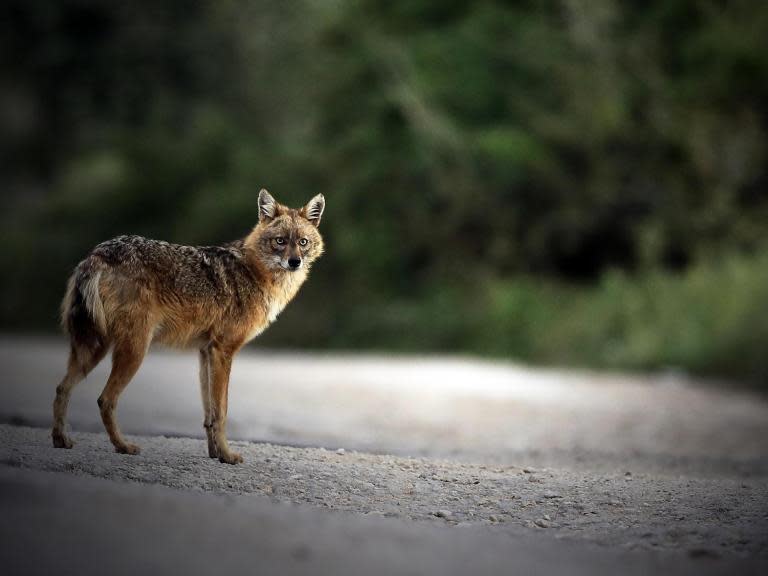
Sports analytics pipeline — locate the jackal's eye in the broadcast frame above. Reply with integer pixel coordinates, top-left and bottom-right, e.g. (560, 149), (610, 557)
(299, 238), (308, 247)
(274, 237), (286, 245)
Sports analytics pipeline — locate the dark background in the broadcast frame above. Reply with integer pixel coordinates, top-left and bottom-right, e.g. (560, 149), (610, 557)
(2, 0), (767, 384)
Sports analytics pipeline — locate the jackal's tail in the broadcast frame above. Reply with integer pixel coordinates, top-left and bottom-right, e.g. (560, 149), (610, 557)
(60, 258), (109, 363)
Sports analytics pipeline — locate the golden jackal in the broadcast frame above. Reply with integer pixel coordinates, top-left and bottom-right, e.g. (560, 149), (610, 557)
(52, 190), (325, 464)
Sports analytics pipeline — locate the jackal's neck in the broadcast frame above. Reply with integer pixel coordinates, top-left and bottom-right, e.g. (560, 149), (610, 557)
(272, 267), (308, 296)
(260, 266), (308, 326)
(240, 230), (270, 280)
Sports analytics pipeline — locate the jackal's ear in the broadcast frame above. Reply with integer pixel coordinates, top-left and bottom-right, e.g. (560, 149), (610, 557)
(302, 194), (325, 227)
(258, 189), (277, 222)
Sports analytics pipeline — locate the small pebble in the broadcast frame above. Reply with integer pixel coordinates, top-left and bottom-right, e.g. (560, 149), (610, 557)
(336, 448), (346, 455)
(434, 510), (452, 519)
(534, 518), (551, 528)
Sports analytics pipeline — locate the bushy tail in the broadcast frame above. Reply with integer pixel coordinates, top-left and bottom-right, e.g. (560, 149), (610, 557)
(61, 259), (108, 357)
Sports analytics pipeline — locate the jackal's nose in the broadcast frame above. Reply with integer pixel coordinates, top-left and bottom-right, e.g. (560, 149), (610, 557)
(288, 258), (302, 269)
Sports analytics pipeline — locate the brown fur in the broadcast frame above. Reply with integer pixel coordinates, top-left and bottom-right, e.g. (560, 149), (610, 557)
(52, 190), (325, 464)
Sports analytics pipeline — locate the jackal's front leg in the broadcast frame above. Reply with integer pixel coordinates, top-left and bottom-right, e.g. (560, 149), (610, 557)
(209, 344), (242, 464)
(199, 348), (218, 458)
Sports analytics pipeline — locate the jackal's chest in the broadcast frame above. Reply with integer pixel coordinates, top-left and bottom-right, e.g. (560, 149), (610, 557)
(244, 275), (305, 342)
(265, 297), (286, 323)
(244, 298), (288, 343)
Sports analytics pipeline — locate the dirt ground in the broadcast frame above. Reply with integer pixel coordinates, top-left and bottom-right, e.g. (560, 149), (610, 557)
(2, 424), (767, 560)
(1, 338), (767, 573)
(2, 466), (750, 576)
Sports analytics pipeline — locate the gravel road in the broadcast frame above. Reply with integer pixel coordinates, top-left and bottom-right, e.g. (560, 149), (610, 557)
(2, 465), (747, 576)
(2, 424), (766, 565)
(1, 338), (767, 573)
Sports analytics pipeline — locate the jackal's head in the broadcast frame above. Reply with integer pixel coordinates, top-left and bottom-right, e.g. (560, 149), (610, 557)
(246, 189), (325, 272)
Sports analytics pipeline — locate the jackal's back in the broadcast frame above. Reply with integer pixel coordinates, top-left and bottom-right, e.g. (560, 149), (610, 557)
(91, 235), (257, 304)
(62, 234), (275, 349)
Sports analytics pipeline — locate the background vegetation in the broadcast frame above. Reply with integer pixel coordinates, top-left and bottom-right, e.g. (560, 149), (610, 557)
(2, 0), (767, 384)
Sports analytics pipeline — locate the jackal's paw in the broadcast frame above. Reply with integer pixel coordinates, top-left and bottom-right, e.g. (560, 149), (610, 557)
(218, 451), (243, 465)
(52, 433), (74, 449)
(116, 443), (141, 455)
(207, 441), (219, 459)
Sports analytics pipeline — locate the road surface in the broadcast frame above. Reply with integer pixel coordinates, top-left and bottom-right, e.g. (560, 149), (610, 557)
(1, 337), (767, 574)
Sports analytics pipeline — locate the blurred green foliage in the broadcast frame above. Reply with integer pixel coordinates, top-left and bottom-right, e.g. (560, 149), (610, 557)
(1, 0), (767, 383)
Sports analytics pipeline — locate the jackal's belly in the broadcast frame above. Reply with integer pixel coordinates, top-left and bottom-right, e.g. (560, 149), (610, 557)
(150, 304), (272, 349)
(145, 299), (215, 348)
(151, 321), (208, 349)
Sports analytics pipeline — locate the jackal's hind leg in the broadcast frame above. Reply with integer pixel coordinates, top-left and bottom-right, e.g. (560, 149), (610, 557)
(199, 347), (218, 458)
(52, 344), (107, 448)
(98, 337), (147, 455)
